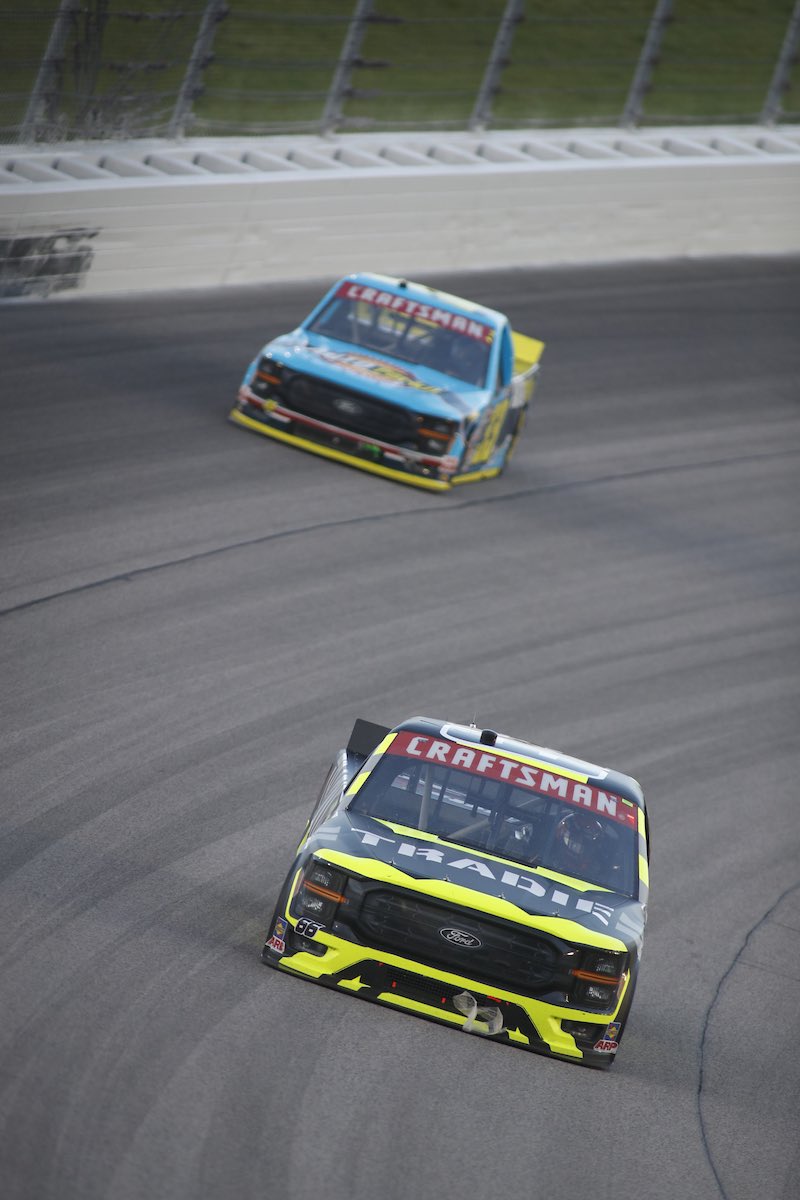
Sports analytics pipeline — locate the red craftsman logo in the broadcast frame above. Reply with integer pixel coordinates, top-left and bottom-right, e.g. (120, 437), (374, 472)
(338, 282), (493, 343)
(389, 731), (637, 828)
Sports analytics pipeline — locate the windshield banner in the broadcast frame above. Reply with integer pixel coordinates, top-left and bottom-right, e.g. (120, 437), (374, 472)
(387, 731), (637, 828)
(337, 282), (493, 344)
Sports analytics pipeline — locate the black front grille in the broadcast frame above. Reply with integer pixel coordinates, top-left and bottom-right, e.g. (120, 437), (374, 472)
(356, 890), (561, 995)
(283, 374), (417, 445)
(384, 968), (455, 1007)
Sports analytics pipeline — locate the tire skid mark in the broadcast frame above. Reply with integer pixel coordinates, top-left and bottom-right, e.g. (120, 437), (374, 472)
(2, 447), (797, 619)
(696, 879), (800, 1199)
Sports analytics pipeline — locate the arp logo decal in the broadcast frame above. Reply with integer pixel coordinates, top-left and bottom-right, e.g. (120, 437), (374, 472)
(266, 916), (287, 955)
(593, 1020), (622, 1053)
(439, 927), (482, 948)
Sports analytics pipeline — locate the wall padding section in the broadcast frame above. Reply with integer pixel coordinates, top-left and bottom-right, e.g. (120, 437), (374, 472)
(1, 157), (798, 297)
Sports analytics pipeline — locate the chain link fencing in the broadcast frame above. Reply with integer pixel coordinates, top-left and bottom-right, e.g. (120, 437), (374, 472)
(2, 0), (798, 146)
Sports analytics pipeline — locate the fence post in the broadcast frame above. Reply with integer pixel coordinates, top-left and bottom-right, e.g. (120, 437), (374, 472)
(321, 0), (374, 134)
(620, 0), (674, 128)
(20, 0), (82, 143)
(761, 0), (800, 125)
(469, 0), (524, 131)
(167, 0), (229, 139)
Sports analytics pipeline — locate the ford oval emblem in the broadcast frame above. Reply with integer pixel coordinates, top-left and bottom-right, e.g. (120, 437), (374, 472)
(439, 927), (482, 949)
(334, 396), (362, 416)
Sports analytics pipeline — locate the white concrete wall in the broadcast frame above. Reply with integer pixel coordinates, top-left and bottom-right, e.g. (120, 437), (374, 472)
(1, 128), (798, 298)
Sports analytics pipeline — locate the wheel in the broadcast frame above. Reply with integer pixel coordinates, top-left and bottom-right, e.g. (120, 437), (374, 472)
(499, 406), (527, 475)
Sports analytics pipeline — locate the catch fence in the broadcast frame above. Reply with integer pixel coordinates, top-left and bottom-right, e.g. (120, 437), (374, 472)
(2, 0), (798, 145)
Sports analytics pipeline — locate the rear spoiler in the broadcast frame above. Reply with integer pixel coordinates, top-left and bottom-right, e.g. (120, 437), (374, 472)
(347, 718), (391, 760)
(511, 331), (545, 379)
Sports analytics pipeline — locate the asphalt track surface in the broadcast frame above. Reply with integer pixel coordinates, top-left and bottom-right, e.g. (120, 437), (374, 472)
(1, 258), (799, 1200)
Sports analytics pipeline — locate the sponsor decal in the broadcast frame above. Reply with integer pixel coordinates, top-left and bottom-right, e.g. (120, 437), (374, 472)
(575, 899), (615, 926)
(593, 1039), (619, 1053)
(0, 226), (98, 298)
(350, 825), (642, 936)
(605, 1021), (622, 1041)
(439, 927), (482, 948)
(348, 822), (644, 945)
(295, 918), (323, 939)
(312, 347), (441, 393)
(390, 731), (636, 828)
(266, 917), (287, 955)
(467, 399), (510, 467)
(337, 282), (493, 344)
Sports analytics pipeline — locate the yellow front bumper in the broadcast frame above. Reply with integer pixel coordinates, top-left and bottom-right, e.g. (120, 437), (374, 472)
(229, 407), (454, 491)
(274, 929), (630, 1063)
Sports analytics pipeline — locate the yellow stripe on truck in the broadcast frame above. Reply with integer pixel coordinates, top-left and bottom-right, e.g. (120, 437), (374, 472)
(345, 733), (397, 797)
(345, 771), (371, 797)
(370, 819), (611, 894)
(372, 733), (398, 756)
(639, 854), (650, 888)
(229, 408), (450, 491)
(450, 466), (503, 485)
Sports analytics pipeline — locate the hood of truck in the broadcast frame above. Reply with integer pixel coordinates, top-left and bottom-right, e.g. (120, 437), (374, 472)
(264, 331), (488, 421)
(305, 812), (646, 952)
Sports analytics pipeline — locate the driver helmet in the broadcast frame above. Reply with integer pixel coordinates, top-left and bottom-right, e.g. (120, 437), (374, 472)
(554, 811), (604, 864)
(449, 337), (486, 385)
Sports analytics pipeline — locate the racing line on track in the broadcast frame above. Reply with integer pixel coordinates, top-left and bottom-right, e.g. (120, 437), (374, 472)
(2, 445), (797, 619)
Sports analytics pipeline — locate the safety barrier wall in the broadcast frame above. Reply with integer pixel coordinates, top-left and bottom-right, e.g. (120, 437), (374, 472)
(1, 128), (799, 298)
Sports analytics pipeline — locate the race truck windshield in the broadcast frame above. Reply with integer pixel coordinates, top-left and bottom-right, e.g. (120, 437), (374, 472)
(308, 283), (492, 387)
(348, 737), (639, 898)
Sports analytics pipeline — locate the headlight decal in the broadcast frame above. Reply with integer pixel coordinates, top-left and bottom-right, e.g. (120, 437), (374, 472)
(570, 948), (628, 1009)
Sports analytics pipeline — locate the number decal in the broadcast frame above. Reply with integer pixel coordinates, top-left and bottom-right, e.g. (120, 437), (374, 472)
(295, 917), (323, 939)
(469, 399), (510, 466)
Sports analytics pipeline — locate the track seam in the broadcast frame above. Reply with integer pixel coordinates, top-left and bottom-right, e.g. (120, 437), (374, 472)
(2, 446), (797, 618)
(696, 879), (800, 1199)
